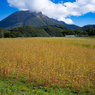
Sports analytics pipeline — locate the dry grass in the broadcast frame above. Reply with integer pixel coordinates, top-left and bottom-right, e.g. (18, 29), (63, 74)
(0, 37), (95, 93)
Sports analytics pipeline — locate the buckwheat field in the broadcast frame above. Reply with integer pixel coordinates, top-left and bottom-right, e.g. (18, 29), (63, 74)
(0, 37), (95, 93)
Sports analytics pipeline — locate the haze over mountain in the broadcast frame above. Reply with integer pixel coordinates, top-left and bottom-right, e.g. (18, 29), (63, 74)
(0, 11), (79, 30)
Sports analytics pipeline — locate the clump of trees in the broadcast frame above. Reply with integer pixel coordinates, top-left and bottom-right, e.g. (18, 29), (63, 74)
(4, 31), (22, 38)
(0, 28), (22, 38)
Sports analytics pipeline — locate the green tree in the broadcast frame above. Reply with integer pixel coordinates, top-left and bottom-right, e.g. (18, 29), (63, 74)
(86, 28), (95, 36)
(62, 30), (75, 36)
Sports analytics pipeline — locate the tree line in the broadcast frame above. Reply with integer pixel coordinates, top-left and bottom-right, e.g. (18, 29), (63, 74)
(62, 28), (95, 36)
(0, 26), (95, 38)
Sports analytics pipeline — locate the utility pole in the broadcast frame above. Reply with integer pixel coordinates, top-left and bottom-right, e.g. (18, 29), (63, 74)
(2, 30), (3, 38)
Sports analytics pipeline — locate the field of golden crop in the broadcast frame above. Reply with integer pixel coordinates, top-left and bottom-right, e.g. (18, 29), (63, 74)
(0, 37), (95, 93)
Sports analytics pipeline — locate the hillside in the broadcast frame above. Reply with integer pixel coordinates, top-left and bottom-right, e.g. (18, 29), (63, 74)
(0, 11), (79, 30)
(1, 24), (95, 38)
(9, 26), (50, 37)
(77, 25), (95, 31)
(42, 25), (67, 36)
(8, 25), (67, 37)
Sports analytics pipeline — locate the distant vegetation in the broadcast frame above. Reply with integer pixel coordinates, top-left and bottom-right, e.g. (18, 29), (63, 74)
(8, 26), (50, 37)
(42, 25), (67, 37)
(77, 25), (95, 31)
(0, 25), (95, 38)
(62, 28), (95, 36)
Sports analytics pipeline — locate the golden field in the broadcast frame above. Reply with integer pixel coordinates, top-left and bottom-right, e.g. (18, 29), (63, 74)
(0, 37), (95, 93)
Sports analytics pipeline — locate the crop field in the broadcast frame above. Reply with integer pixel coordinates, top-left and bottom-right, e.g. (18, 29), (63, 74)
(0, 37), (95, 94)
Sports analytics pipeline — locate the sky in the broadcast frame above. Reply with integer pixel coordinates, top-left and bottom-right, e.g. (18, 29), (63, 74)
(0, 0), (95, 27)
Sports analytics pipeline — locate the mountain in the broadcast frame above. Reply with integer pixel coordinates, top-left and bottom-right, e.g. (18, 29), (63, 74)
(0, 11), (79, 30)
(77, 25), (95, 31)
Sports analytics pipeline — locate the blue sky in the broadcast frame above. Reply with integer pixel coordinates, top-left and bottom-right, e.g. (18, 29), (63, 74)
(0, 0), (95, 27)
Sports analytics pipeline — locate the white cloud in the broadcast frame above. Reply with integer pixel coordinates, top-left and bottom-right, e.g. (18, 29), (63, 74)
(7, 0), (95, 24)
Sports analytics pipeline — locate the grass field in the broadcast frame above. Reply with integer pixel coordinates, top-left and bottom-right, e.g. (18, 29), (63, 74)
(0, 37), (95, 94)
(0, 77), (78, 95)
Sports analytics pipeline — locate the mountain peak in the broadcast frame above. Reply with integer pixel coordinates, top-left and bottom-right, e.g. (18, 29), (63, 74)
(0, 11), (79, 29)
